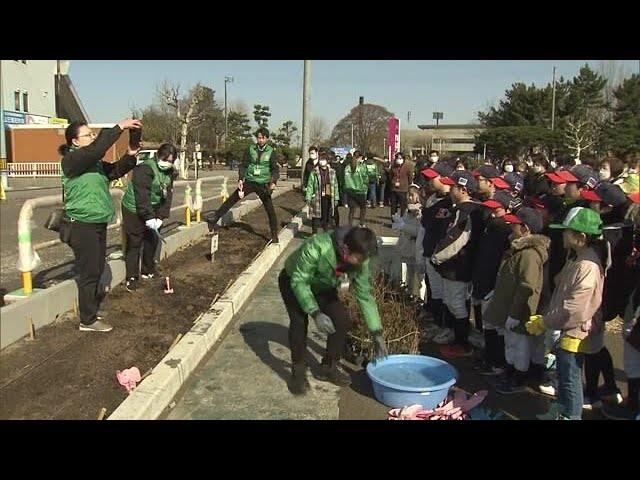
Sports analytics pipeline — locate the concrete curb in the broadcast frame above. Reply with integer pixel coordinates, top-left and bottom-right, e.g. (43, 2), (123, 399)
(108, 206), (309, 420)
(0, 186), (292, 349)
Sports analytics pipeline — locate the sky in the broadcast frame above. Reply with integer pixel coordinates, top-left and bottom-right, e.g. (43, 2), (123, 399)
(70, 60), (639, 134)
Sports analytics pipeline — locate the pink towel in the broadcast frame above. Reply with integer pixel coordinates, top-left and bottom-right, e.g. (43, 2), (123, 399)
(387, 389), (488, 420)
(116, 367), (141, 394)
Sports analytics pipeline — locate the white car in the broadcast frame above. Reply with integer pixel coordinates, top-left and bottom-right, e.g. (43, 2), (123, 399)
(136, 149), (157, 165)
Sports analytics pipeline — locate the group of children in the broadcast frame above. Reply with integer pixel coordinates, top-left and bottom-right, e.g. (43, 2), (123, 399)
(387, 154), (640, 420)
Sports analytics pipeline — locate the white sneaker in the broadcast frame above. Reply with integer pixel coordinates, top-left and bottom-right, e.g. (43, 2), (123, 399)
(537, 382), (556, 397)
(582, 396), (603, 410)
(433, 328), (454, 345)
(468, 330), (485, 349)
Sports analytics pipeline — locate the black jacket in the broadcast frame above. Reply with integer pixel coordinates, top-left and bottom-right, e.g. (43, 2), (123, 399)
(302, 159), (317, 189)
(132, 164), (177, 220)
(413, 159), (431, 189)
(421, 194), (453, 258)
(471, 216), (511, 300)
(432, 200), (485, 282)
(524, 172), (551, 198)
(602, 220), (638, 321)
(61, 125), (136, 181)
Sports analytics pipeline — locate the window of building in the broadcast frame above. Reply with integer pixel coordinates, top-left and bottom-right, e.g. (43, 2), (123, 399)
(15, 91), (21, 111)
(23, 92), (29, 112)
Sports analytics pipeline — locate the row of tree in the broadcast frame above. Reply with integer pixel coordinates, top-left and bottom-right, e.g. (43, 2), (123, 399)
(475, 62), (640, 160)
(133, 82), (339, 167)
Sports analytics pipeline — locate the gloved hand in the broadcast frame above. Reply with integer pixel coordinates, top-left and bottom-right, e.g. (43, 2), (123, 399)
(430, 255), (441, 266)
(372, 332), (388, 363)
(525, 315), (546, 336)
(145, 218), (162, 230)
(312, 310), (336, 335)
(505, 316), (520, 331)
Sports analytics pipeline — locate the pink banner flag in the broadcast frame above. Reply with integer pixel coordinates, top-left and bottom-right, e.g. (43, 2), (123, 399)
(388, 117), (400, 159)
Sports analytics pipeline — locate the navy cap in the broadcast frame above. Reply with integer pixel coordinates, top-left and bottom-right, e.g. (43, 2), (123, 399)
(503, 207), (544, 234)
(503, 172), (525, 193)
(440, 170), (478, 193)
(422, 161), (454, 179)
(581, 182), (628, 207)
(570, 165), (599, 189)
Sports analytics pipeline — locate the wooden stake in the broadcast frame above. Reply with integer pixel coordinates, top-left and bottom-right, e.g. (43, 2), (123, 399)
(28, 318), (35, 340)
(97, 407), (107, 420)
(168, 333), (183, 352)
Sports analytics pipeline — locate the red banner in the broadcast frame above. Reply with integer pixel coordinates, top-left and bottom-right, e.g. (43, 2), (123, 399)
(387, 117), (400, 159)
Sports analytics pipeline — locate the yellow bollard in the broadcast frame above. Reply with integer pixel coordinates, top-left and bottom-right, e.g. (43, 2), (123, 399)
(185, 207), (191, 227)
(196, 210), (201, 223)
(22, 271), (33, 295)
(0, 182), (5, 201)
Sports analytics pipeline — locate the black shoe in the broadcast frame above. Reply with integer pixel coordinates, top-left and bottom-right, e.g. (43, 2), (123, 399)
(315, 362), (352, 387)
(289, 363), (310, 395)
(125, 277), (138, 292)
(79, 319), (113, 332)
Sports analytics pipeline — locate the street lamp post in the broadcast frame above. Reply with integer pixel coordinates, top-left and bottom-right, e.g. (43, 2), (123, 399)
(224, 76), (234, 150)
(432, 111), (443, 152)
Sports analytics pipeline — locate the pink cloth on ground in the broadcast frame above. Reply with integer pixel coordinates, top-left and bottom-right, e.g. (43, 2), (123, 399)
(116, 367), (141, 393)
(387, 389), (488, 420)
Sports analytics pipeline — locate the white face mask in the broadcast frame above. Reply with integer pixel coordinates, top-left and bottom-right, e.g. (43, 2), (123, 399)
(430, 156), (438, 163)
(157, 160), (173, 170)
(396, 158), (404, 165)
(319, 159), (327, 168)
(358, 158), (365, 163)
(550, 161), (557, 169)
(504, 164), (514, 173)
(532, 165), (544, 174)
(599, 168), (611, 181)
(526, 160), (533, 167)
(309, 152), (318, 160)
(312, 158), (318, 165)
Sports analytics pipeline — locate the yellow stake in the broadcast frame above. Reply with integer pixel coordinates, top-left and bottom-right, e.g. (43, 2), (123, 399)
(22, 271), (33, 295)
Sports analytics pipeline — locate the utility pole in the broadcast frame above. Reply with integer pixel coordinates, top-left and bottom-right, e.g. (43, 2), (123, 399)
(351, 124), (354, 148)
(359, 96), (364, 152)
(224, 76), (233, 149)
(551, 66), (557, 131)
(300, 61), (311, 188)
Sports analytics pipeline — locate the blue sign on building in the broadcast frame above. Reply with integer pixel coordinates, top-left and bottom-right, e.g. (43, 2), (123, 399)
(3, 110), (26, 125)
(330, 146), (351, 157)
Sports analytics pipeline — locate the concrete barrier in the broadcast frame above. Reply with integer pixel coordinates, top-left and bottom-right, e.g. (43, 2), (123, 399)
(0, 186), (294, 349)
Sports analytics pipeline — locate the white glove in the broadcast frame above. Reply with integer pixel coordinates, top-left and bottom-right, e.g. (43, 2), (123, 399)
(145, 218), (162, 230)
(505, 316), (520, 331)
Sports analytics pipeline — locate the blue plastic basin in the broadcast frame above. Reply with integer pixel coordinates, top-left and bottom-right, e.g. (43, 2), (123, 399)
(366, 354), (458, 409)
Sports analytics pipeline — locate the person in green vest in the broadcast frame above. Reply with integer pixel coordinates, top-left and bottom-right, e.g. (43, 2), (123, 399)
(343, 150), (369, 227)
(305, 151), (340, 234)
(279, 226), (388, 395)
(206, 127), (280, 243)
(365, 154), (380, 208)
(60, 119), (142, 332)
(121, 143), (178, 292)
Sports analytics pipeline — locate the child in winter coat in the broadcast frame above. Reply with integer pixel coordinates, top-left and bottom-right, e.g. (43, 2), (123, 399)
(526, 206), (606, 420)
(392, 187), (425, 299)
(484, 207), (550, 394)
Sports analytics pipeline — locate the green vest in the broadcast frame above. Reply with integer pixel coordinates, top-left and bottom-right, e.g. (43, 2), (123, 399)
(121, 159), (171, 214)
(244, 144), (273, 184)
(343, 162), (369, 194)
(62, 157), (114, 224)
(365, 161), (378, 182)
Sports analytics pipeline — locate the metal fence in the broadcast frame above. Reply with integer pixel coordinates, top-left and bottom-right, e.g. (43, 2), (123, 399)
(8, 162), (62, 177)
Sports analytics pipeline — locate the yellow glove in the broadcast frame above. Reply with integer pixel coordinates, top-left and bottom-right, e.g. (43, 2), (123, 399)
(525, 315), (546, 336)
(559, 336), (583, 353)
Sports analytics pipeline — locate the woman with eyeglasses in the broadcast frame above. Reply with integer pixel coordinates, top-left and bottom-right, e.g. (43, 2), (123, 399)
(59, 119), (142, 332)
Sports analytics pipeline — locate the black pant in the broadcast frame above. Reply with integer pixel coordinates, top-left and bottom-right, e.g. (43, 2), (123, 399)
(68, 221), (107, 325)
(123, 208), (159, 279)
(390, 190), (408, 218)
(346, 192), (366, 226)
(210, 181), (279, 237)
(278, 269), (353, 366)
(584, 346), (618, 397)
(311, 196), (333, 234)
